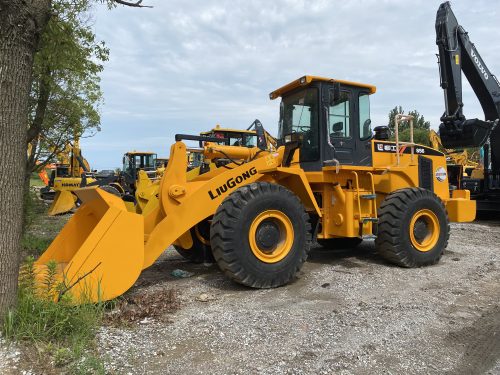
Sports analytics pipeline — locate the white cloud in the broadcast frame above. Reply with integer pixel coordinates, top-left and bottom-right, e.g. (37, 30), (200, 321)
(81, 0), (500, 169)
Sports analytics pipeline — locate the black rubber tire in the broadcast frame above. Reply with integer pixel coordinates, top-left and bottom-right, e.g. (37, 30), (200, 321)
(375, 187), (450, 267)
(210, 182), (311, 288)
(99, 185), (122, 197)
(40, 186), (55, 200)
(174, 221), (214, 264)
(317, 237), (363, 249)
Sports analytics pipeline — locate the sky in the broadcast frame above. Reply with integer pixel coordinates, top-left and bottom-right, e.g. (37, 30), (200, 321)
(81, 0), (500, 170)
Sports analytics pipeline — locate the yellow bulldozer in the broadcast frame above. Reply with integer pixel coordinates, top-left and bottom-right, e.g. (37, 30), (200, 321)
(34, 76), (475, 303)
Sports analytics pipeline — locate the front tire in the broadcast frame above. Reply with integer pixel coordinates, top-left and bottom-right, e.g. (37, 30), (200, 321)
(375, 187), (449, 267)
(174, 221), (214, 263)
(210, 182), (311, 288)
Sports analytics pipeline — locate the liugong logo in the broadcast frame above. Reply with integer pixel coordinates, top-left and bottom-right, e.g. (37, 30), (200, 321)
(208, 167), (258, 200)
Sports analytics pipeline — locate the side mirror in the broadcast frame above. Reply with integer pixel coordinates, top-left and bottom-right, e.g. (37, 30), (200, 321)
(329, 82), (341, 106)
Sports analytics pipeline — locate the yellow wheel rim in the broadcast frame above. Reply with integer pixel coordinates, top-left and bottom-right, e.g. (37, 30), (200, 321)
(409, 209), (440, 252)
(248, 210), (294, 263)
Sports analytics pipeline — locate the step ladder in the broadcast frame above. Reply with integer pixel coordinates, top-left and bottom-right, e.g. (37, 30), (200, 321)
(351, 171), (378, 239)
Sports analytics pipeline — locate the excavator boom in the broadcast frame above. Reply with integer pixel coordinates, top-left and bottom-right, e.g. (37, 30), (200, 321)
(436, 1), (500, 201)
(436, 2), (500, 152)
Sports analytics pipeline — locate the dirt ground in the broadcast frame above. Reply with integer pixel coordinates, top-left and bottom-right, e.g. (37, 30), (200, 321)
(2, 219), (500, 374)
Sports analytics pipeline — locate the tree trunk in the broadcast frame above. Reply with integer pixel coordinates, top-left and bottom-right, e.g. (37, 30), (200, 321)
(0, 0), (51, 318)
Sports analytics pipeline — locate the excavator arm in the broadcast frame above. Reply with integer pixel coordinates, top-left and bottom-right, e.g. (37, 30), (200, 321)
(436, 2), (500, 152)
(436, 1), (500, 189)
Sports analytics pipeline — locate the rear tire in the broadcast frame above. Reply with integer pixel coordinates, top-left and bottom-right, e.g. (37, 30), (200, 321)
(174, 221), (214, 263)
(317, 237), (363, 249)
(210, 182), (311, 288)
(375, 187), (449, 267)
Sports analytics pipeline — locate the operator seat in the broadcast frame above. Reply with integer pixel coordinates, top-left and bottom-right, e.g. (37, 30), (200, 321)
(330, 122), (344, 138)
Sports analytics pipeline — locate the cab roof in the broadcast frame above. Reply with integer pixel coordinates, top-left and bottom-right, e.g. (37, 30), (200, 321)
(269, 75), (377, 100)
(126, 151), (156, 155)
(200, 125), (257, 136)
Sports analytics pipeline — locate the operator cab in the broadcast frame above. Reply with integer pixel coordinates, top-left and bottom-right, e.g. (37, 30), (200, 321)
(271, 76), (376, 171)
(122, 151), (157, 187)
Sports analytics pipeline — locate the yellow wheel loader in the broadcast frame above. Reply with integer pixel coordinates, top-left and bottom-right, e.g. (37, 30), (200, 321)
(34, 76), (475, 303)
(200, 120), (277, 150)
(172, 121), (278, 263)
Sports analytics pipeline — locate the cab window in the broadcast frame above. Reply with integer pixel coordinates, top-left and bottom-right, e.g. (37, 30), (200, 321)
(359, 93), (372, 140)
(279, 88), (319, 162)
(329, 91), (351, 138)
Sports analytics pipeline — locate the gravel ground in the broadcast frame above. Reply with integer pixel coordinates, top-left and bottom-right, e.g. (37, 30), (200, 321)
(2, 220), (500, 374)
(0, 338), (22, 375)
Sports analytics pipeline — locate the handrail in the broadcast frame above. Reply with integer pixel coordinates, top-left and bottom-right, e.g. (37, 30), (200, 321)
(351, 171), (362, 221)
(367, 171), (377, 219)
(394, 114), (415, 165)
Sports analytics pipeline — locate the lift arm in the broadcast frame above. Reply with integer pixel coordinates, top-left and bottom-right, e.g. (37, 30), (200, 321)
(435, 1), (500, 173)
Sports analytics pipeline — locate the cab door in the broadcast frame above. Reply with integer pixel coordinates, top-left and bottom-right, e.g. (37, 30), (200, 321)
(328, 89), (355, 165)
(356, 91), (373, 166)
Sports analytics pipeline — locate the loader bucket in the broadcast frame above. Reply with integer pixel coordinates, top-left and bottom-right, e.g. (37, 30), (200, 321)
(48, 190), (77, 216)
(35, 188), (144, 303)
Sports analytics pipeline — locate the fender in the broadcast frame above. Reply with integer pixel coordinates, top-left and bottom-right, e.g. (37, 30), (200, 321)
(261, 167), (322, 218)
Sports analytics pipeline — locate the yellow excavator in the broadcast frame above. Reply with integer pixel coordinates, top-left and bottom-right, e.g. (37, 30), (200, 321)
(34, 76), (475, 303)
(46, 147), (159, 216)
(44, 139), (97, 216)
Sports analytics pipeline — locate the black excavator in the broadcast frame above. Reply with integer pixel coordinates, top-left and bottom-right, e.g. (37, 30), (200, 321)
(436, 1), (500, 211)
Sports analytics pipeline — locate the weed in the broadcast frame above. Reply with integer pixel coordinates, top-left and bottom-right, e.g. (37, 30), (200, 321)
(3, 256), (106, 372)
(70, 354), (106, 375)
(54, 346), (74, 367)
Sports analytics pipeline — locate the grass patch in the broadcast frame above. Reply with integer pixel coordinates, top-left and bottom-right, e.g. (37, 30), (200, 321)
(30, 177), (46, 187)
(2, 256), (106, 373)
(22, 190), (68, 258)
(21, 234), (52, 258)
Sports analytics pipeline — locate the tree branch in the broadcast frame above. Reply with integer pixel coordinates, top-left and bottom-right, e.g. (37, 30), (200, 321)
(27, 68), (52, 144)
(113, 0), (153, 8)
(57, 262), (102, 301)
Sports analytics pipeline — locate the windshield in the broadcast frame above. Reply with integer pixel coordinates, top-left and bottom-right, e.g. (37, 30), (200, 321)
(228, 133), (257, 147)
(126, 153), (157, 172)
(213, 131), (258, 148)
(278, 88), (319, 161)
(188, 152), (204, 168)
